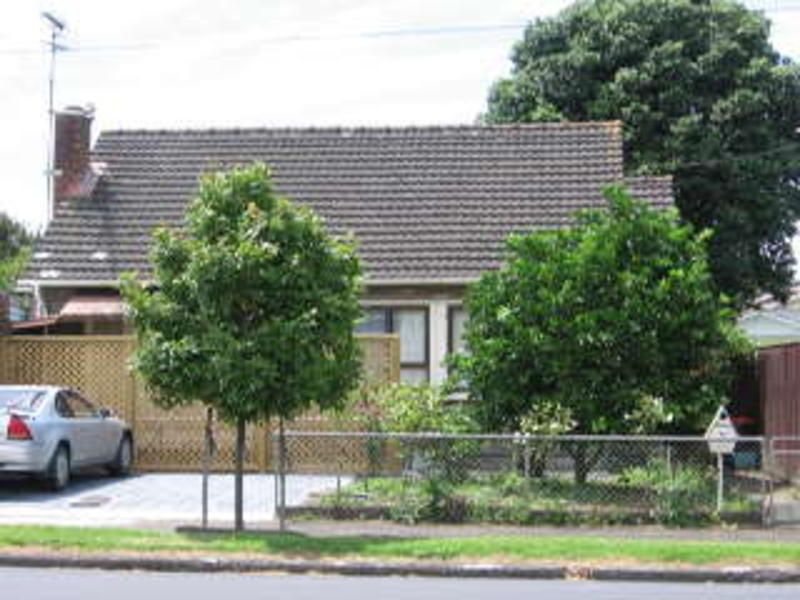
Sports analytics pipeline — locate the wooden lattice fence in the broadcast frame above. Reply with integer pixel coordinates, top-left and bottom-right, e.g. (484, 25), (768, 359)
(0, 333), (400, 472)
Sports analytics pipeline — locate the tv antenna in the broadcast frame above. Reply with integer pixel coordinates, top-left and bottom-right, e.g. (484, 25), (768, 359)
(42, 11), (67, 226)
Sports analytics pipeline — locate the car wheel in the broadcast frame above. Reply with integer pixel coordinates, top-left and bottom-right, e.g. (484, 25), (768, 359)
(47, 445), (70, 492)
(109, 435), (133, 477)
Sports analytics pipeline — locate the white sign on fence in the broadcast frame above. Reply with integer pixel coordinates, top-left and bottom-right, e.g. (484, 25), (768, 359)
(705, 405), (738, 455)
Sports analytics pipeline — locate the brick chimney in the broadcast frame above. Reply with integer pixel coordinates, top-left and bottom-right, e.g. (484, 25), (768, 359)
(54, 105), (94, 202)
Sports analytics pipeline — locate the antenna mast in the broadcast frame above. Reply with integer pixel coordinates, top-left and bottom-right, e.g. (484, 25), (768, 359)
(42, 11), (66, 227)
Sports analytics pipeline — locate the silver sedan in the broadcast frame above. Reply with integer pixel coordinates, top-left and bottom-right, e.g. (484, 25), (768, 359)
(0, 385), (133, 491)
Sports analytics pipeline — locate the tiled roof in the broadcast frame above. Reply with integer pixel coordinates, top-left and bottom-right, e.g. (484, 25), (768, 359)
(27, 122), (673, 284)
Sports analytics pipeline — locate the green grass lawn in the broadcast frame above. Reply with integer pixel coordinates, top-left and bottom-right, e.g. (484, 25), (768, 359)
(0, 525), (797, 566)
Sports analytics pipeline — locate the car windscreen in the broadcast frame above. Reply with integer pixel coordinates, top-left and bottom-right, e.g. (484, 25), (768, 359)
(0, 389), (46, 412)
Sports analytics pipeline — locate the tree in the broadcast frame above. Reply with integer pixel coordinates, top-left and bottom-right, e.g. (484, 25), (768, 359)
(0, 213), (34, 291)
(122, 164), (363, 530)
(450, 187), (748, 451)
(486, 0), (800, 307)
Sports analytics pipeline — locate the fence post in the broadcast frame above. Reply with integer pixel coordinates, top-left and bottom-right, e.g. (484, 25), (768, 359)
(716, 452), (724, 513)
(124, 337), (138, 446)
(278, 416), (287, 532)
(201, 406), (214, 529)
(271, 424), (279, 523)
(665, 442), (672, 478)
(761, 438), (772, 527)
(523, 438), (531, 478)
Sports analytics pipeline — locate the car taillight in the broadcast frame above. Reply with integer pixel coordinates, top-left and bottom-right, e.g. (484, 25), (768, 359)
(7, 415), (32, 441)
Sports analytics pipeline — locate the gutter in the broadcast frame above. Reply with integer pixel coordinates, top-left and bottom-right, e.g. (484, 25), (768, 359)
(19, 277), (480, 289)
(17, 279), (131, 289)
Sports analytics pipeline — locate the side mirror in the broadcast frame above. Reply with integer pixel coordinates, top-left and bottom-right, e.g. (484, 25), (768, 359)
(98, 408), (112, 419)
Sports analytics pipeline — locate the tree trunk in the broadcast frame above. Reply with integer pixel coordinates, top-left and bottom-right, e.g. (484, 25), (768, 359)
(571, 444), (602, 485)
(234, 418), (246, 531)
(573, 444), (589, 485)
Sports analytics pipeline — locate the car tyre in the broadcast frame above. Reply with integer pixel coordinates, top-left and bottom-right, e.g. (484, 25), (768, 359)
(47, 444), (71, 492)
(108, 435), (133, 477)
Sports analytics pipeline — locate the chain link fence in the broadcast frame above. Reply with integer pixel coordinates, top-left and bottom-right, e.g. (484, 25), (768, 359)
(768, 437), (800, 480)
(272, 432), (770, 527)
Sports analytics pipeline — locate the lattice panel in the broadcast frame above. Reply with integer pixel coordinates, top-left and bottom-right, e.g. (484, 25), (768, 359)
(134, 417), (266, 472)
(359, 334), (401, 384)
(0, 333), (399, 473)
(1, 336), (135, 419)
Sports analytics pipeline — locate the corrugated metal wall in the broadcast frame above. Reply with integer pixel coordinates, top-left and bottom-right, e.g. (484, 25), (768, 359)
(758, 343), (800, 478)
(759, 343), (800, 439)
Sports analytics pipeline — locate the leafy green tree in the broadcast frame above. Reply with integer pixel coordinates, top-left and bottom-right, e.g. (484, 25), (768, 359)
(0, 213), (35, 291)
(451, 187), (748, 451)
(123, 164), (363, 530)
(486, 0), (800, 306)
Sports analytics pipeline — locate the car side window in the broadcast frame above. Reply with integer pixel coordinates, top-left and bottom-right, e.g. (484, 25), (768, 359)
(55, 392), (75, 418)
(66, 392), (98, 419)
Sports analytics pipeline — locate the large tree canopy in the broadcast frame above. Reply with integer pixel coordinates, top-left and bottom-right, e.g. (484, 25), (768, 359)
(123, 163), (363, 424)
(451, 187), (749, 436)
(486, 0), (800, 306)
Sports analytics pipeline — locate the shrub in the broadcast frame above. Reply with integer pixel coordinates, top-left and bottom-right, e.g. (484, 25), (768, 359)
(621, 459), (716, 526)
(340, 384), (481, 482)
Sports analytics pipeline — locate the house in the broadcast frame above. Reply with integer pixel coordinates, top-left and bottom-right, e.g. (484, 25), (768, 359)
(20, 106), (673, 385)
(739, 285), (800, 347)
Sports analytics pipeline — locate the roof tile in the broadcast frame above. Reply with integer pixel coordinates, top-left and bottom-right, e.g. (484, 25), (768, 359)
(27, 123), (672, 283)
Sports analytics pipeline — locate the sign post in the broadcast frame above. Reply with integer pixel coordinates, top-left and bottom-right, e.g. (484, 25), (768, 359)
(704, 406), (738, 513)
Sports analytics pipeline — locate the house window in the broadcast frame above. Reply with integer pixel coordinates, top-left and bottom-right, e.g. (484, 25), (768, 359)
(448, 306), (468, 355)
(357, 307), (429, 384)
(358, 308), (390, 333)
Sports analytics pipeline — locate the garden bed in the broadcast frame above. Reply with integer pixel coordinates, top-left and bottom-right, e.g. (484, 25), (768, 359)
(294, 473), (763, 527)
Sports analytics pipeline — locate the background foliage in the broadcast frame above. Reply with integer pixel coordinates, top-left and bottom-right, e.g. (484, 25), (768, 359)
(486, 0), (800, 306)
(0, 213), (35, 291)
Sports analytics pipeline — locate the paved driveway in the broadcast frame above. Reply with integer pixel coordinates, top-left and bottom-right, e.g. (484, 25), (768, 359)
(0, 472), (348, 528)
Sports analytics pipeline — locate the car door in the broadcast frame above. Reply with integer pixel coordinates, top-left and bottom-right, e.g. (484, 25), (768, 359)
(54, 391), (90, 466)
(63, 391), (105, 466)
(75, 392), (119, 464)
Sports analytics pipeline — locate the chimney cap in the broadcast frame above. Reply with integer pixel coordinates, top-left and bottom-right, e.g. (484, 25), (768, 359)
(58, 104), (95, 119)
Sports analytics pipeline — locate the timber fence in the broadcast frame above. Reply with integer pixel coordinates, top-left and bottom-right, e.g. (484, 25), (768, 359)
(0, 333), (400, 472)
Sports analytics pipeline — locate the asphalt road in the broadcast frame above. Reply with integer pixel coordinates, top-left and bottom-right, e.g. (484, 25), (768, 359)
(2, 569), (800, 600)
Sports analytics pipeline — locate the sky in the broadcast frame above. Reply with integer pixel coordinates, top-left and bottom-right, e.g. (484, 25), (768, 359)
(1, 0), (799, 234)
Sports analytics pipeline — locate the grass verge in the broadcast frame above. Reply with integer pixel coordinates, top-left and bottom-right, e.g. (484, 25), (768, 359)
(0, 525), (797, 567)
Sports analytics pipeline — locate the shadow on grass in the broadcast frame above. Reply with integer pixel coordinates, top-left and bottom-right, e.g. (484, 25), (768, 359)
(179, 529), (413, 557)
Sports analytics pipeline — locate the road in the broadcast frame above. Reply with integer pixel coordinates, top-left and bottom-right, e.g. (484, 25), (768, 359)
(2, 568), (799, 600)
